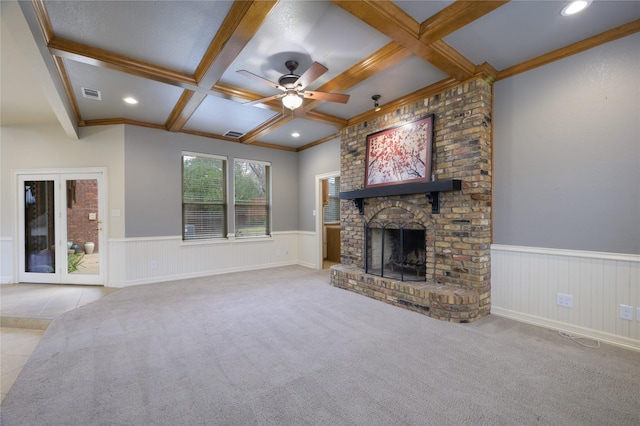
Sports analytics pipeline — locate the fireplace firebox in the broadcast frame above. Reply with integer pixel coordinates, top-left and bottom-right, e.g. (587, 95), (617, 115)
(366, 221), (426, 282)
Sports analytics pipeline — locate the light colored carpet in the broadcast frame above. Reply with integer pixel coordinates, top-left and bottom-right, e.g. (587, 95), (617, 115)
(1, 266), (638, 425)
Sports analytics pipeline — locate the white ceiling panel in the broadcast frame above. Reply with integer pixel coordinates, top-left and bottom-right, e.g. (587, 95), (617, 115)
(65, 60), (184, 124)
(393, 0), (455, 22)
(45, 1), (233, 74)
(184, 96), (279, 136)
(258, 118), (340, 149)
(444, 0), (640, 71)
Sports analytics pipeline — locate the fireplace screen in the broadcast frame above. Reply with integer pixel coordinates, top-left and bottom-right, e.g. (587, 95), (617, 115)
(365, 221), (426, 281)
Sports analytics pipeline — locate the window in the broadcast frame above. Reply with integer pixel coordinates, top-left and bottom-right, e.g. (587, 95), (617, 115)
(234, 159), (270, 237)
(323, 176), (340, 224)
(182, 153), (226, 240)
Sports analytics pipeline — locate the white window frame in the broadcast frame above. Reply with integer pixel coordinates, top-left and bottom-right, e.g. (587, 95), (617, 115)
(182, 152), (228, 241)
(233, 158), (271, 238)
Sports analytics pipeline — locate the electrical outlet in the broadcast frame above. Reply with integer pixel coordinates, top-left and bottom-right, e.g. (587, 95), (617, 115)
(556, 293), (573, 308)
(150, 261), (158, 270)
(276, 250), (281, 256)
(619, 304), (633, 321)
(637, 308), (640, 321)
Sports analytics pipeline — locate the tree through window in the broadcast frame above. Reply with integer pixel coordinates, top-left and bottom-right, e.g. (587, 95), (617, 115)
(182, 153), (226, 240)
(234, 159), (270, 237)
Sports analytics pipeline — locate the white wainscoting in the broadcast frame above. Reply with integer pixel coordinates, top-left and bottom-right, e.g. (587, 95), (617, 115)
(1, 231), (322, 286)
(297, 231), (318, 269)
(107, 231), (318, 287)
(0, 237), (13, 284)
(491, 244), (640, 351)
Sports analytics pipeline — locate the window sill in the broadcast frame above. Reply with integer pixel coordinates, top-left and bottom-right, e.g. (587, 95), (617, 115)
(181, 238), (230, 246)
(233, 235), (273, 243)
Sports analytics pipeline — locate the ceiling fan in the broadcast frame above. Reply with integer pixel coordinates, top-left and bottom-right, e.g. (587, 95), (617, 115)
(237, 60), (349, 115)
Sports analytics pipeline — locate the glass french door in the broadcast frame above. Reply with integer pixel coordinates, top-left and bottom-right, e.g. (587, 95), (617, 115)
(18, 172), (104, 285)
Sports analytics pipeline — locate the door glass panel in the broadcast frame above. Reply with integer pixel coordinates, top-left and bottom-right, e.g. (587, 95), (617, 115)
(66, 179), (100, 276)
(24, 181), (56, 273)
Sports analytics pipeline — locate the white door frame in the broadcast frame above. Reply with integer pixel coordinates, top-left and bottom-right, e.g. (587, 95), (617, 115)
(315, 170), (340, 269)
(14, 168), (107, 285)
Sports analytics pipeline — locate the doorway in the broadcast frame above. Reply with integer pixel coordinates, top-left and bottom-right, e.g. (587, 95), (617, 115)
(317, 173), (340, 269)
(17, 171), (105, 285)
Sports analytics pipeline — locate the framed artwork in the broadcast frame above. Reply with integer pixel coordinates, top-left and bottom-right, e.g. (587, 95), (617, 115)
(365, 114), (433, 188)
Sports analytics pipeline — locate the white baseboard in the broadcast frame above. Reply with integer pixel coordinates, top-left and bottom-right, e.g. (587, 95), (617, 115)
(491, 307), (640, 352)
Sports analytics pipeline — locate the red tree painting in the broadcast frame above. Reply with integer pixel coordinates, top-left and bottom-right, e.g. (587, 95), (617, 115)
(365, 115), (433, 188)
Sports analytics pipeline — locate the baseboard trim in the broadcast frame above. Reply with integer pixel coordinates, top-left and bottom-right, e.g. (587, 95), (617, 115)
(107, 260), (300, 288)
(491, 306), (640, 352)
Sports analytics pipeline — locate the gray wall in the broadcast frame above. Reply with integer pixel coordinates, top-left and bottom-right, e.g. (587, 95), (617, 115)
(124, 125), (298, 237)
(297, 138), (340, 232)
(493, 33), (640, 254)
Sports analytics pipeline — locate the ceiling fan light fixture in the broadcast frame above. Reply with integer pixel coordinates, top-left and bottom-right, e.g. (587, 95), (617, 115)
(561, 0), (592, 16)
(282, 92), (303, 110)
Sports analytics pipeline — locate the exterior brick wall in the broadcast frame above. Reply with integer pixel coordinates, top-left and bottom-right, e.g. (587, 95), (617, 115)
(331, 78), (492, 322)
(67, 179), (99, 253)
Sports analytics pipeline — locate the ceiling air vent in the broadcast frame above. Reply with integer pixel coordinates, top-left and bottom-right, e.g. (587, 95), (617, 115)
(223, 130), (244, 138)
(81, 87), (101, 100)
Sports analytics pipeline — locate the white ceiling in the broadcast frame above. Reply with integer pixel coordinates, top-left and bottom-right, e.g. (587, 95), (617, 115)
(2, 0), (639, 150)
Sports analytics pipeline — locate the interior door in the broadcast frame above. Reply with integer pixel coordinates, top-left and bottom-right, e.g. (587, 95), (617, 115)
(18, 172), (105, 285)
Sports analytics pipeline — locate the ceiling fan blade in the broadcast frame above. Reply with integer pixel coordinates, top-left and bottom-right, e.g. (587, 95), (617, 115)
(236, 69), (284, 91)
(243, 93), (284, 106)
(295, 62), (328, 90)
(303, 90), (350, 104)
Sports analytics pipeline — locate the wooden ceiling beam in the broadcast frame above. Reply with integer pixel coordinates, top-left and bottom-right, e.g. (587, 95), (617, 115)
(240, 113), (292, 145)
(332, 0), (476, 81)
(167, 0), (277, 131)
(419, 1), (509, 43)
(32, 0), (55, 43)
(81, 118), (166, 131)
(51, 55), (82, 125)
(302, 110), (348, 128)
(296, 133), (341, 152)
(322, 42), (412, 92)
(498, 18), (640, 80)
(194, 1), (277, 87)
(47, 37), (197, 88)
(164, 90), (199, 131)
(301, 41), (412, 115)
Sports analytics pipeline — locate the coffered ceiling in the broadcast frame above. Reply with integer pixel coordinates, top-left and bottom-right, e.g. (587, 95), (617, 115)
(2, 1), (639, 151)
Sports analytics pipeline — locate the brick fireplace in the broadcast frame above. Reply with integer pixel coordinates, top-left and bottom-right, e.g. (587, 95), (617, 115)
(330, 78), (492, 323)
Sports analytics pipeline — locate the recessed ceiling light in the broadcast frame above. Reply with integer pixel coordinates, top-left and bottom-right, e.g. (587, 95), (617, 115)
(561, 0), (592, 16)
(291, 132), (300, 138)
(123, 97), (138, 104)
